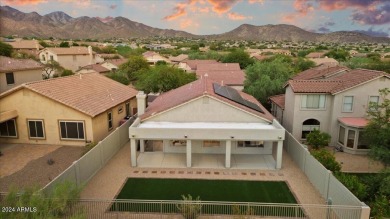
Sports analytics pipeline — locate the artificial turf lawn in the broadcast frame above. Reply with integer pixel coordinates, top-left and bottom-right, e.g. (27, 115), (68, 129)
(115, 178), (298, 204)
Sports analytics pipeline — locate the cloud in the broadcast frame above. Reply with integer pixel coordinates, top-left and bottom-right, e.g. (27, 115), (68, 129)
(198, 7), (209, 13)
(109, 4), (117, 9)
(351, 3), (390, 25)
(319, 0), (380, 11)
(228, 12), (252, 20)
(59, 0), (91, 7)
(317, 27), (331, 33)
(281, 0), (314, 23)
(354, 27), (389, 37)
(208, 0), (239, 14)
(248, 0), (264, 4)
(2, 0), (47, 5)
(180, 18), (199, 29)
(163, 2), (187, 20)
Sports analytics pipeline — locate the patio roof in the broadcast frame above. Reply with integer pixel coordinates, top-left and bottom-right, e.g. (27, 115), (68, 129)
(138, 122), (277, 129)
(338, 117), (369, 128)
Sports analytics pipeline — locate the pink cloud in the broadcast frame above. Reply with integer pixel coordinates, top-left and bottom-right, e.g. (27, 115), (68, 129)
(248, 0), (264, 4)
(208, 0), (239, 14)
(281, 0), (314, 23)
(228, 12), (252, 20)
(2, 0), (47, 5)
(319, 0), (380, 11)
(180, 18), (199, 29)
(163, 2), (187, 20)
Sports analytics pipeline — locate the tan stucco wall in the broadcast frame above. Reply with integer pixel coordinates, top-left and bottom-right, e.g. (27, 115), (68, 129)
(40, 51), (97, 72)
(0, 69), (42, 93)
(146, 96), (269, 123)
(0, 89), (93, 146)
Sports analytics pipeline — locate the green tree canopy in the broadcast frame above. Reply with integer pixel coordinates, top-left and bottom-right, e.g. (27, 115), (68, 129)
(221, 49), (254, 69)
(135, 65), (196, 93)
(42, 60), (64, 79)
(324, 49), (349, 62)
(364, 88), (390, 166)
(118, 56), (150, 81)
(59, 41), (70, 47)
(0, 41), (13, 57)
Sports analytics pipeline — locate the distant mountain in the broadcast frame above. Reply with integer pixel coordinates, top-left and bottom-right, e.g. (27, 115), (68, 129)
(1, 6), (389, 43)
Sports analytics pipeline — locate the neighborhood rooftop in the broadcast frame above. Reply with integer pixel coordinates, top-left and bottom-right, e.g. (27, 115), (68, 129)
(6, 40), (43, 49)
(182, 60), (218, 70)
(0, 73), (138, 117)
(39, 46), (94, 55)
(0, 56), (43, 72)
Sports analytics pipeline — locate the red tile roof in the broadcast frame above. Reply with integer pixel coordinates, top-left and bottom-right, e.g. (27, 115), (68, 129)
(0, 56), (43, 72)
(292, 66), (348, 80)
(269, 94), (286, 110)
(79, 64), (110, 73)
(105, 58), (128, 67)
(6, 40), (43, 50)
(197, 63), (241, 71)
(40, 47), (93, 55)
(288, 80), (342, 93)
(182, 60), (218, 70)
(338, 117), (369, 128)
(141, 78), (274, 122)
(0, 73), (138, 117)
(196, 70), (245, 85)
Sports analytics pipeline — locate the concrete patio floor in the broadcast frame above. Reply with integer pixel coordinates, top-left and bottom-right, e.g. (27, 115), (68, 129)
(137, 152), (276, 169)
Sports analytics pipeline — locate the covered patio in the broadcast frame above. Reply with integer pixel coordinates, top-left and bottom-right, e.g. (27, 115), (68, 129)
(129, 119), (285, 169)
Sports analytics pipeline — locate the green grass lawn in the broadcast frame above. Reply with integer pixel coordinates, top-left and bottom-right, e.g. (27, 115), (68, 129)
(110, 178), (302, 216)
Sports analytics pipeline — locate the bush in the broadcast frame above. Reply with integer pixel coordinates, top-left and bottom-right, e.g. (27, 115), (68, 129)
(370, 194), (390, 218)
(61, 69), (74, 77)
(335, 173), (367, 200)
(306, 129), (331, 149)
(311, 148), (341, 172)
(176, 194), (202, 219)
(83, 142), (97, 155)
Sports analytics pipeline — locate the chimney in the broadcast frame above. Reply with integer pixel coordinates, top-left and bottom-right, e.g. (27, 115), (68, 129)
(136, 91), (147, 116)
(88, 46), (93, 64)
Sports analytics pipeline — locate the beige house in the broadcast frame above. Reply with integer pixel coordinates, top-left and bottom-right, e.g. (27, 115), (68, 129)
(39, 46), (104, 72)
(6, 40), (43, 58)
(270, 66), (390, 154)
(0, 56), (43, 93)
(308, 57), (339, 66)
(0, 73), (138, 146)
(129, 78), (285, 169)
(142, 51), (170, 65)
(178, 60), (218, 73)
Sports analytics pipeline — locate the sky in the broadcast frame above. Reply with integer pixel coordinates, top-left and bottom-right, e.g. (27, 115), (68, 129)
(2, 0), (390, 37)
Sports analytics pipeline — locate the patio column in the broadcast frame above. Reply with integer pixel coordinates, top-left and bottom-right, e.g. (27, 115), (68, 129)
(130, 138), (137, 167)
(276, 140), (283, 169)
(140, 140), (145, 153)
(186, 140), (192, 167)
(225, 140), (231, 168)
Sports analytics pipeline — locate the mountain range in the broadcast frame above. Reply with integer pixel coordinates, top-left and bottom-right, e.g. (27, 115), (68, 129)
(1, 6), (389, 43)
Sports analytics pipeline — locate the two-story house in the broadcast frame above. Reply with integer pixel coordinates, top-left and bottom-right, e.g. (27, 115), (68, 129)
(0, 56), (43, 93)
(39, 46), (104, 72)
(270, 66), (390, 154)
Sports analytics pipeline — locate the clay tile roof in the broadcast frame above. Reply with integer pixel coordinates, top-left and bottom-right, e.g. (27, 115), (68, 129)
(141, 78), (274, 122)
(105, 59), (128, 67)
(292, 66), (348, 80)
(338, 117), (368, 128)
(288, 80), (342, 93)
(182, 60), (218, 70)
(142, 51), (158, 57)
(98, 53), (124, 59)
(0, 56), (43, 72)
(79, 64), (110, 73)
(6, 40), (43, 49)
(197, 63), (241, 71)
(40, 47), (92, 55)
(196, 70), (245, 85)
(169, 54), (189, 62)
(0, 73), (138, 117)
(269, 94), (285, 110)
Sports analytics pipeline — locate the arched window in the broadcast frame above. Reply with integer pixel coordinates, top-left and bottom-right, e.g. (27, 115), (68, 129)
(42, 55), (46, 61)
(302, 119), (320, 139)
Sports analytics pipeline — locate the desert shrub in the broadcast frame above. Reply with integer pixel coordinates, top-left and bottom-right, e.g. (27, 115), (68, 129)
(232, 205), (255, 218)
(176, 194), (202, 219)
(335, 173), (367, 200)
(311, 148), (341, 172)
(306, 129), (331, 149)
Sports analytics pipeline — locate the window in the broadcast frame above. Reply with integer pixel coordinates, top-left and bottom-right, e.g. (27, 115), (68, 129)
(171, 140), (186, 146)
(203, 140), (220, 147)
(125, 102), (130, 117)
(347, 130), (355, 148)
(368, 96), (379, 111)
(50, 55), (53, 61)
(301, 119), (320, 139)
(0, 119), (17, 138)
(42, 55), (46, 61)
(59, 121), (84, 140)
(6, 72), (15, 85)
(357, 131), (369, 149)
(338, 126), (345, 145)
(118, 106), (123, 114)
(108, 111), (113, 130)
(342, 96), (354, 112)
(238, 141), (264, 147)
(28, 120), (45, 139)
(301, 94), (326, 109)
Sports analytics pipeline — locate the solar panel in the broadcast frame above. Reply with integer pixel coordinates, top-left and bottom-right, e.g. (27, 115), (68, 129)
(213, 83), (264, 113)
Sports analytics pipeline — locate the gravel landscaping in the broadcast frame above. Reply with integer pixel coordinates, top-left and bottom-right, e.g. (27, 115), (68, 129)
(0, 146), (83, 192)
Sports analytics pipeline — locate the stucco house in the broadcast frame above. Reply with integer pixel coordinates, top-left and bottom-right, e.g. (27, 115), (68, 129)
(142, 51), (170, 65)
(178, 60), (218, 73)
(0, 73), (138, 146)
(129, 78), (285, 169)
(269, 66), (390, 154)
(6, 40), (43, 58)
(0, 56), (43, 93)
(39, 46), (104, 72)
(196, 63), (245, 90)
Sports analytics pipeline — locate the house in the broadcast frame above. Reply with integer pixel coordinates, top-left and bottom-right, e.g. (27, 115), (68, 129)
(169, 54), (189, 64)
(39, 46), (104, 72)
(100, 59), (128, 71)
(75, 64), (110, 74)
(308, 57), (339, 66)
(178, 60), (218, 73)
(142, 51), (170, 65)
(306, 52), (326, 59)
(269, 66), (390, 154)
(129, 78), (285, 169)
(0, 56), (43, 93)
(6, 40), (43, 58)
(196, 63), (245, 90)
(0, 73), (138, 146)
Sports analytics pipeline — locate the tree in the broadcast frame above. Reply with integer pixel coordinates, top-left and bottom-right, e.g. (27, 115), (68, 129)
(221, 49), (254, 69)
(324, 49), (349, 62)
(118, 56), (149, 81)
(135, 65), (197, 93)
(42, 60), (64, 79)
(244, 58), (294, 108)
(364, 88), (390, 166)
(61, 69), (74, 77)
(293, 57), (316, 72)
(59, 41), (70, 47)
(306, 129), (331, 149)
(0, 41), (13, 57)
(106, 71), (130, 85)
(311, 149), (341, 172)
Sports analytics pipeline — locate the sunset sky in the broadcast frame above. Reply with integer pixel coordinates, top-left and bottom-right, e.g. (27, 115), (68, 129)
(3, 0), (390, 37)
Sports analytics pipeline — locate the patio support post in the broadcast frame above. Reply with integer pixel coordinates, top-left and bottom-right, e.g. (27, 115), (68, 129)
(225, 140), (231, 168)
(140, 140), (145, 153)
(130, 138), (137, 167)
(276, 140), (283, 169)
(186, 140), (192, 167)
